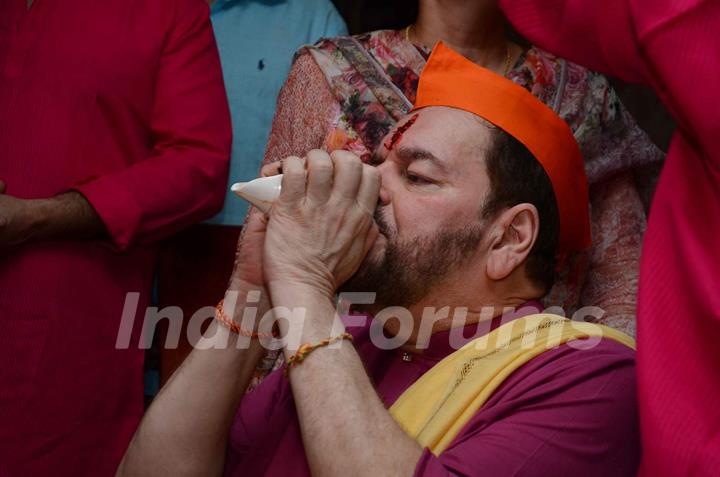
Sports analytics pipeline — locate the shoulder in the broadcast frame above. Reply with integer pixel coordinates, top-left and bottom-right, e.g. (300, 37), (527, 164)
(413, 336), (640, 476)
(287, 0), (348, 38)
(438, 339), (639, 475)
(511, 337), (635, 388)
(518, 45), (646, 175)
(516, 46), (614, 117)
(293, 28), (401, 72)
(522, 46), (610, 88)
(155, 0), (212, 41)
(482, 337), (637, 436)
(300, 28), (399, 54)
(169, 0), (210, 17)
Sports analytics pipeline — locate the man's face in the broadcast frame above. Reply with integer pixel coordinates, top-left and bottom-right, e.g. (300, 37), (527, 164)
(341, 107), (497, 308)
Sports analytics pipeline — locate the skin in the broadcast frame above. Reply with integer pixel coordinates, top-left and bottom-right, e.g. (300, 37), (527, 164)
(360, 108), (543, 342)
(411, 0), (524, 75)
(116, 107), (543, 476)
(0, 180), (106, 249)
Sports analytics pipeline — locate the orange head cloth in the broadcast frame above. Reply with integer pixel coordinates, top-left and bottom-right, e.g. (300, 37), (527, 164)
(412, 42), (591, 253)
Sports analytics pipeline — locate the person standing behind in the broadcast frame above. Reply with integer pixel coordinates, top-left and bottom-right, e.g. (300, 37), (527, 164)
(0, 0), (231, 475)
(156, 0), (348, 383)
(498, 0), (720, 474)
(243, 0), (664, 389)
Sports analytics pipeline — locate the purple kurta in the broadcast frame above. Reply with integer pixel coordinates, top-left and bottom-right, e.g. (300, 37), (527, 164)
(225, 305), (639, 476)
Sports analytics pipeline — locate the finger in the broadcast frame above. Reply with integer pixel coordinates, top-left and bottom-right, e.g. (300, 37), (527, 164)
(305, 149), (333, 204)
(0, 180), (5, 194)
(330, 150), (363, 200)
(260, 161), (282, 178)
(237, 207), (265, 250)
(362, 222), (380, 257)
(277, 156), (306, 206)
(357, 164), (381, 215)
(246, 206), (268, 229)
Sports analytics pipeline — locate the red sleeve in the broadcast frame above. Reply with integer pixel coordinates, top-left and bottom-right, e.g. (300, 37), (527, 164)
(501, 0), (720, 160)
(75, 0), (231, 251)
(412, 341), (639, 477)
(631, 0), (720, 160)
(499, 0), (647, 83)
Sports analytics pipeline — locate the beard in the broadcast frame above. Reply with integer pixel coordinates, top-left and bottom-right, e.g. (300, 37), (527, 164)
(340, 208), (485, 310)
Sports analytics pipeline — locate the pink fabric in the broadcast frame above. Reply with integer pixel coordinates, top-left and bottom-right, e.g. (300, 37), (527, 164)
(226, 307), (639, 476)
(0, 0), (231, 475)
(499, 0), (720, 474)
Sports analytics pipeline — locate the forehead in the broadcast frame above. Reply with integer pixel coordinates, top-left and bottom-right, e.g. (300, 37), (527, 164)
(394, 107), (495, 170)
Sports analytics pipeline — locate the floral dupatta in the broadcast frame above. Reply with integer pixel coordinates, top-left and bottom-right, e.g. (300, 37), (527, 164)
(304, 32), (422, 161)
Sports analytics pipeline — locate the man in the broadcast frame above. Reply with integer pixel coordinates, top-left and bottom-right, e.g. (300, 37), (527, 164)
(498, 1), (720, 474)
(118, 44), (638, 476)
(156, 0), (348, 384)
(0, 0), (231, 475)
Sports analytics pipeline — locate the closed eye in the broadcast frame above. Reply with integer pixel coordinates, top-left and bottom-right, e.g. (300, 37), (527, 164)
(405, 171), (435, 185)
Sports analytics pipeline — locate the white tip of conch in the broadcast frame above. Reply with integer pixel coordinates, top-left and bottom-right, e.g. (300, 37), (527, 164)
(230, 174), (283, 213)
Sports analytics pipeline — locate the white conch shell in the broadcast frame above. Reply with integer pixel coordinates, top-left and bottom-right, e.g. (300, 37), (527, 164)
(230, 175), (283, 213)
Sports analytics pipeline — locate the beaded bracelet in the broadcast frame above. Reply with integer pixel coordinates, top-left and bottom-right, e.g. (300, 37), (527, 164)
(215, 299), (278, 339)
(284, 332), (354, 377)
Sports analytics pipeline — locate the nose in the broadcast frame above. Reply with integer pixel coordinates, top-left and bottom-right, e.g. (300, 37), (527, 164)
(375, 161), (392, 206)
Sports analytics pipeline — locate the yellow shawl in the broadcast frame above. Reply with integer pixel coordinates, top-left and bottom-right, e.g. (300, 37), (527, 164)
(389, 314), (635, 455)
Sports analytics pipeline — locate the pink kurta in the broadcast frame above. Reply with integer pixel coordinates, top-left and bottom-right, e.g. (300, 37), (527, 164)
(0, 1), (231, 475)
(225, 306), (639, 476)
(499, 0), (720, 474)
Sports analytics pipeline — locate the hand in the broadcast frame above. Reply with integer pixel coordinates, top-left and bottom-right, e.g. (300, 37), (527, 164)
(262, 149), (380, 299)
(227, 162), (282, 291)
(0, 181), (42, 249)
(227, 207), (268, 291)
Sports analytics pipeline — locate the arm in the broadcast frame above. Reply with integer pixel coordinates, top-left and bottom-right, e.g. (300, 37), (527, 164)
(0, 185), (107, 248)
(501, 0), (720, 159)
(262, 151), (422, 476)
(117, 209), (271, 477)
(499, 0), (647, 83)
(272, 289), (424, 476)
(117, 303), (267, 477)
(75, 0), (231, 251)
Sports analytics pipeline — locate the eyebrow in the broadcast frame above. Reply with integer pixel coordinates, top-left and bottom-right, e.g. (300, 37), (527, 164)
(394, 147), (449, 174)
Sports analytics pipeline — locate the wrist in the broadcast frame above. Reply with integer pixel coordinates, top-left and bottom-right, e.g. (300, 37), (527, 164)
(226, 278), (267, 296)
(267, 280), (334, 310)
(221, 284), (271, 326)
(23, 198), (52, 243)
(266, 282), (343, 346)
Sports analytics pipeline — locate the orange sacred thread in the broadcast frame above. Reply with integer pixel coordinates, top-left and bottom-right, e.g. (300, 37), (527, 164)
(215, 299), (278, 339)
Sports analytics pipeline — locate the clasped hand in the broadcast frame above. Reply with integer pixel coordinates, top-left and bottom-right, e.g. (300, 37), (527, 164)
(262, 149), (380, 301)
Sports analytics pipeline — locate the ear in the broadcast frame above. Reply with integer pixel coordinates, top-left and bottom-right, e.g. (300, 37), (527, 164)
(485, 204), (540, 281)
